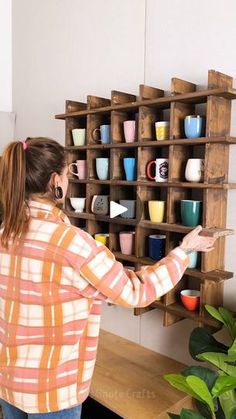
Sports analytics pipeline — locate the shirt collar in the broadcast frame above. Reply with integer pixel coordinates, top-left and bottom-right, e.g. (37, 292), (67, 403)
(28, 200), (71, 225)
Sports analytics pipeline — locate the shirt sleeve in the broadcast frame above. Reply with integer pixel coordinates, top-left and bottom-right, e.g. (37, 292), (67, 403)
(67, 230), (189, 308)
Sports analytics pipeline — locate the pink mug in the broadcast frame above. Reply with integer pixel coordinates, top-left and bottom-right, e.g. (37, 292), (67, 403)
(69, 160), (87, 179)
(119, 231), (135, 255)
(123, 120), (136, 143)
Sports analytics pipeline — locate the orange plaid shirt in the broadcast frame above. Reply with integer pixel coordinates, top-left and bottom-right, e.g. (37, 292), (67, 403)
(0, 200), (188, 413)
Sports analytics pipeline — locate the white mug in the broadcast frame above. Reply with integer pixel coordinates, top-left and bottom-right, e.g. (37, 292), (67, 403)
(185, 159), (204, 182)
(146, 158), (169, 182)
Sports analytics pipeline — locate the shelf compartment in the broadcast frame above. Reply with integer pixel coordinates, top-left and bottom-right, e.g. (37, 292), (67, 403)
(137, 185), (167, 222)
(138, 145), (169, 181)
(111, 147), (138, 180)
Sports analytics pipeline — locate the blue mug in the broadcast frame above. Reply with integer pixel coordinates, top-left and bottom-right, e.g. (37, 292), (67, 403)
(92, 124), (111, 144)
(148, 234), (166, 260)
(123, 157), (136, 181)
(184, 115), (204, 139)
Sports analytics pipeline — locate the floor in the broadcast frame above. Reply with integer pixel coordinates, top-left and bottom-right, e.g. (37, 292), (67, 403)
(81, 397), (122, 418)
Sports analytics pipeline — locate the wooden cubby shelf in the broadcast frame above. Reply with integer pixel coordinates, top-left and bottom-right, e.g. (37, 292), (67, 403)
(57, 69), (236, 328)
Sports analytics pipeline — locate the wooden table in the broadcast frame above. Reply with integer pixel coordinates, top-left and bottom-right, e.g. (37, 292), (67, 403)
(90, 330), (193, 419)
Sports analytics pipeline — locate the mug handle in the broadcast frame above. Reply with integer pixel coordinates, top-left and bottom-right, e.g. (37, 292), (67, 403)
(69, 163), (78, 176)
(146, 160), (156, 180)
(92, 128), (101, 141)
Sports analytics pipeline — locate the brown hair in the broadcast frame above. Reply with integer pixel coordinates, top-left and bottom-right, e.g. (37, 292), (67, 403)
(0, 137), (66, 248)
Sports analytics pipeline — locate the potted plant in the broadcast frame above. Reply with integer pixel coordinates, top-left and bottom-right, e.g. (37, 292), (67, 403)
(164, 305), (236, 419)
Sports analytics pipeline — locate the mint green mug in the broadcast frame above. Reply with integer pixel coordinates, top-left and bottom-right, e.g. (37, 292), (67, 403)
(180, 200), (202, 227)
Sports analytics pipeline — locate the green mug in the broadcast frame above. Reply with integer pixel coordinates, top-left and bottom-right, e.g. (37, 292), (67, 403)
(180, 200), (202, 227)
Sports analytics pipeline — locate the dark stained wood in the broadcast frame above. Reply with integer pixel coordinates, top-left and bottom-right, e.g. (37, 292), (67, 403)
(87, 95), (111, 110)
(111, 90), (136, 106)
(139, 84), (164, 100)
(61, 70), (235, 328)
(65, 100), (87, 113)
(55, 87), (236, 119)
(64, 136), (236, 149)
(171, 77), (196, 95)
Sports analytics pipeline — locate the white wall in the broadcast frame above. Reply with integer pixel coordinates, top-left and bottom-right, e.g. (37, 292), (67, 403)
(0, 0), (12, 111)
(12, 0), (145, 141)
(12, 0), (236, 365)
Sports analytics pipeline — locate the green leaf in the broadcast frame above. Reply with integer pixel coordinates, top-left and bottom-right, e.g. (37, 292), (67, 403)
(232, 323), (236, 340)
(230, 410), (236, 419)
(167, 414), (181, 419)
(182, 366), (218, 390)
(189, 327), (228, 360)
(180, 408), (206, 419)
(164, 374), (202, 401)
(205, 305), (225, 323)
(219, 390), (236, 419)
(228, 338), (236, 357)
(195, 400), (217, 419)
(219, 307), (236, 339)
(197, 352), (236, 377)
(212, 375), (236, 397)
(186, 375), (215, 414)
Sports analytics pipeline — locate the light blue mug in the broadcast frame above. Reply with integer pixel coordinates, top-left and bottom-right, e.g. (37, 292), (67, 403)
(92, 124), (111, 144)
(187, 251), (198, 268)
(184, 115), (204, 139)
(96, 157), (109, 180)
(123, 157), (136, 181)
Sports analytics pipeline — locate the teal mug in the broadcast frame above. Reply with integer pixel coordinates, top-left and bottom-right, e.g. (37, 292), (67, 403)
(180, 200), (202, 227)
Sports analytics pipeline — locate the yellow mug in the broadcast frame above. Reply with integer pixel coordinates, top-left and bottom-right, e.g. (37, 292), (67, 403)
(148, 201), (165, 223)
(155, 121), (169, 141)
(94, 233), (109, 246)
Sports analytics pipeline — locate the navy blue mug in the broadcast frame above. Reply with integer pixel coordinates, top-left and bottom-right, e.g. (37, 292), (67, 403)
(148, 234), (166, 260)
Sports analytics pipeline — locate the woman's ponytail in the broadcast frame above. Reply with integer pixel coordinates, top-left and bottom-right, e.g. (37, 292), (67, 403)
(0, 141), (29, 248)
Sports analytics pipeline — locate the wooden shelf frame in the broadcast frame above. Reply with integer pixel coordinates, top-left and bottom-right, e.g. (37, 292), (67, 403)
(58, 69), (235, 328)
(56, 86), (236, 119)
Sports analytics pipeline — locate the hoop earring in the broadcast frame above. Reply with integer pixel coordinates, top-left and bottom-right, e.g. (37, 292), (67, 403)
(54, 183), (63, 200)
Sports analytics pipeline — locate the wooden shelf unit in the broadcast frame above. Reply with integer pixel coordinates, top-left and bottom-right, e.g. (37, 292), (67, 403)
(56, 69), (235, 328)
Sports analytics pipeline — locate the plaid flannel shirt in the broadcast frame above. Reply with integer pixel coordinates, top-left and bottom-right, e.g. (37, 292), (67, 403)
(0, 200), (188, 413)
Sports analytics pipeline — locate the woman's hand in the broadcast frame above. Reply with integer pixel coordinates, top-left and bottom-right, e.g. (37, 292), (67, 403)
(179, 225), (216, 253)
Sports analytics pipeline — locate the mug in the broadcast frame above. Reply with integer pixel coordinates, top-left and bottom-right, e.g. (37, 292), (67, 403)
(184, 115), (204, 138)
(92, 125), (111, 144)
(148, 201), (165, 223)
(69, 160), (87, 179)
(123, 157), (136, 181)
(155, 121), (169, 141)
(72, 128), (86, 146)
(180, 200), (202, 227)
(123, 120), (136, 143)
(119, 200), (136, 219)
(119, 231), (135, 255)
(146, 159), (168, 182)
(180, 290), (200, 311)
(96, 157), (109, 180)
(91, 195), (109, 215)
(187, 251), (198, 269)
(185, 159), (204, 182)
(70, 197), (86, 213)
(148, 234), (166, 260)
(94, 233), (109, 246)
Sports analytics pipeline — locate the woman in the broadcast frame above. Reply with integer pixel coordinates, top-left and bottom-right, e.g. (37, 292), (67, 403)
(0, 138), (216, 418)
